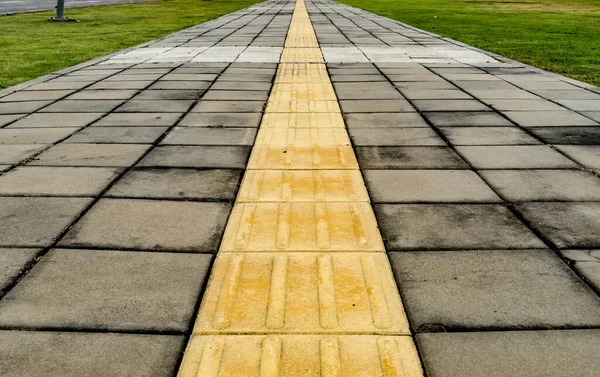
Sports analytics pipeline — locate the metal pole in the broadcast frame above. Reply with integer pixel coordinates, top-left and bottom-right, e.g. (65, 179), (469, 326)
(56, 0), (64, 19)
(48, 0), (78, 22)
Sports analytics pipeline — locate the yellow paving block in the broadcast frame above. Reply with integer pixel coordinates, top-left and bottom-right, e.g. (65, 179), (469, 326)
(285, 36), (319, 47)
(280, 48), (324, 63)
(193, 252), (408, 333)
(220, 202), (384, 252)
(276, 63), (330, 83)
(248, 145), (358, 170)
(271, 83), (336, 101)
(266, 99), (341, 113)
(178, 335), (423, 377)
(237, 170), (368, 202)
(261, 113), (345, 129)
(254, 128), (350, 147)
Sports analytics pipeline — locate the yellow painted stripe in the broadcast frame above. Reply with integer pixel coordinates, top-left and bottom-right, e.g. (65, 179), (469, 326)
(177, 0), (424, 375)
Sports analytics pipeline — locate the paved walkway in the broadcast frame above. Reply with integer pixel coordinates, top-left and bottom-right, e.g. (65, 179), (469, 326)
(1, 0), (600, 376)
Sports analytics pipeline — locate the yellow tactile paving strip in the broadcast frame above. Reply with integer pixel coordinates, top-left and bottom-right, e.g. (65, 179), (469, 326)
(179, 335), (422, 377)
(177, 0), (424, 375)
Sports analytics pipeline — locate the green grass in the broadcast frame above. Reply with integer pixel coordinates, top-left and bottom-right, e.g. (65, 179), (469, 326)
(336, 0), (600, 86)
(0, 0), (262, 89)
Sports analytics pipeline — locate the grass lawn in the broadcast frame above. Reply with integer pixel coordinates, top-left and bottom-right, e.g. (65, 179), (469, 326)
(336, 0), (600, 86)
(0, 0), (262, 89)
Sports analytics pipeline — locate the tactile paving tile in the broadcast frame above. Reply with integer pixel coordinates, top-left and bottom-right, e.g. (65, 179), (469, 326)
(266, 99), (341, 113)
(280, 48), (325, 63)
(285, 35), (319, 47)
(178, 335), (423, 377)
(220, 202), (384, 252)
(237, 170), (369, 202)
(254, 128), (350, 147)
(276, 63), (330, 83)
(193, 252), (409, 333)
(261, 113), (345, 128)
(248, 145), (359, 170)
(271, 83), (337, 101)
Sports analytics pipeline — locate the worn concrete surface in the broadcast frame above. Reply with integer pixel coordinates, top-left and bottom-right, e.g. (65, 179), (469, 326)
(1, 0), (600, 375)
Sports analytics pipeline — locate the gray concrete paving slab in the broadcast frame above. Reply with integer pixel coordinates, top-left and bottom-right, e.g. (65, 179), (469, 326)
(67, 90), (138, 100)
(0, 90), (74, 102)
(365, 170), (500, 203)
(535, 90), (600, 101)
(24, 82), (90, 91)
(582, 111), (600, 122)
(92, 112), (181, 127)
(466, 89), (538, 100)
(0, 114), (24, 127)
(349, 127), (445, 146)
(397, 81), (458, 91)
(64, 126), (167, 144)
(456, 145), (578, 169)
(7, 113), (104, 128)
(203, 90), (270, 101)
(39, 100), (125, 113)
(116, 99), (194, 113)
(0, 166), (120, 197)
(0, 248), (40, 293)
(333, 82), (393, 91)
(328, 68), (380, 75)
(423, 111), (513, 127)
(401, 89), (473, 100)
(0, 249), (212, 332)
(334, 89), (404, 100)
(330, 74), (387, 82)
(29, 143), (150, 167)
(0, 128), (79, 144)
(417, 330), (600, 377)
(344, 113), (429, 128)
(555, 100), (600, 111)
(411, 99), (492, 112)
(375, 204), (545, 250)
(161, 127), (257, 146)
(106, 168), (241, 200)
(340, 99), (414, 113)
(137, 145), (251, 168)
(529, 127), (600, 145)
(149, 80), (211, 90)
(439, 127), (541, 145)
(192, 100), (265, 113)
(132, 90), (204, 101)
(0, 101), (52, 115)
(0, 144), (46, 165)
(485, 99), (565, 111)
(0, 331), (183, 377)
(88, 80), (152, 90)
(516, 202), (600, 249)
(179, 112), (262, 128)
(217, 73), (275, 82)
(560, 250), (600, 292)
(504, 110), (599, 127)
(391, 250), (600, 331)
(555, 145), (600, 169)
(481, 169), (600, 201)
(60, 199), (230, 252)
(211, 81), (272, 91)
(356, 146), (468, 169)
(453, 81), (518, 91)
(0, 197), (91, 247)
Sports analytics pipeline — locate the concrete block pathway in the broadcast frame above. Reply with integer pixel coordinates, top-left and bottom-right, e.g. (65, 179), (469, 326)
(1, 0), (600, 376)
